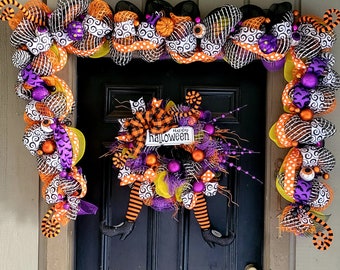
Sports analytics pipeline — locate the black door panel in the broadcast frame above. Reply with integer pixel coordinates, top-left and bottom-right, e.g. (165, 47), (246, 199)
(76, 58), (265, 270)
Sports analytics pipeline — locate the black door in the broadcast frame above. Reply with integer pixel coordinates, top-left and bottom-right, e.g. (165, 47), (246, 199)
(76, 58), (266, 270)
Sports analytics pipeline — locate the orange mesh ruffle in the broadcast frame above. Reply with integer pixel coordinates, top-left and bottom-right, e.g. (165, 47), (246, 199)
(282, 80), (298, 111)
(111, 40), (158, 52)
(51, 75), (74, 116)
(114, 10), (138, 23)
(53, 203), (70, 226)
(279, 205), (316, 235)
(275, 113), (294, 148)
(242, 16), (267, 29)
(170, 12), (191, 24)
(290, 49), (307, 79)
(168, 50), (216, 64)
(65, 40), (105, 58)
(283, 148), (302, 197)
(23, 112), (39, 128)
(88, 0), (114, 21)
(8, 0), (51, 30)
(45, 46), (68, 73)
(35, 102), (54, 118)
(233, 40), (285, 61)
(39, 173), (57, 196)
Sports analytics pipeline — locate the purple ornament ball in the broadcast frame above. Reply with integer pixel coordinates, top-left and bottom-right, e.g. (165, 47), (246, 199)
(301, 72), (318, 89)
(315, 140), (325, 148)
(63, 203), (70, 210)
(200, 110), (212, 121)
(32, 86), (50, 101)
(204, 123), (215, 135)
(60, 171), (68, 178)
(167, 160), (181, 173)
(67, 21), (84, 41)
(193, 181), (205, 193)
(258, 34), (278, 54)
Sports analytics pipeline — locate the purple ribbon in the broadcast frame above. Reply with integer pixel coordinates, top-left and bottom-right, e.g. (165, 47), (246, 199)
(146, 13), (161, 26)
(307, 57), (327, 76)
(53, 123), (73, 169)
(293, 177), (312, 203)
(21, 64), (45, 88)
(78, 200), (98, 215)
(292, 84), (310, 109)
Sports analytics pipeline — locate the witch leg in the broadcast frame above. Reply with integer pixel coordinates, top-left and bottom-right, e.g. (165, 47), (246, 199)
(193, 193), (235, 247)
(100, 180), (143, 240)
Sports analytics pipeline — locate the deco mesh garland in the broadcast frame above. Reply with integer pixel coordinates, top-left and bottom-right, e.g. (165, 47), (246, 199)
(1, 0), (340, 250)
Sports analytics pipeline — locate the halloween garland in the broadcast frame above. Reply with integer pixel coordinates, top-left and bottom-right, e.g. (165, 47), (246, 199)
(0, 0), (339, 249)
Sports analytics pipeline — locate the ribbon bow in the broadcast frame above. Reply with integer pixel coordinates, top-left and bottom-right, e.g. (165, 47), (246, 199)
(120, 168), (156, 186)
(117, 98), (176, 157)
(44, 167), (89, 225)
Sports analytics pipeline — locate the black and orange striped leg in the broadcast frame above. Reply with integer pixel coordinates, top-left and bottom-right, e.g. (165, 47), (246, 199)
(193, 192), (211, 230)
(100, 180), (143, 240)
(41, 206), (61, 238)
(194, 193), (235, 247)
(125, 179), (143, 222)
(308, 211), (334, 250)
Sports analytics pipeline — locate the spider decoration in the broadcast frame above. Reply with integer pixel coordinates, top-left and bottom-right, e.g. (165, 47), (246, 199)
(100, 91), (261, 247)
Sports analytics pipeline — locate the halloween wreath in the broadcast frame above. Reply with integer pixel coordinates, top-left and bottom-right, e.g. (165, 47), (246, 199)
(1, 0), (339, 250)
(100, 91), (260, 246)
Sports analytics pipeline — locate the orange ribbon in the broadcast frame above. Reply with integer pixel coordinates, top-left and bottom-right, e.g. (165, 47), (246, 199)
(200, 170), (215, 183)
(117, 98), (176, 157)
(120, 168), (156, 186)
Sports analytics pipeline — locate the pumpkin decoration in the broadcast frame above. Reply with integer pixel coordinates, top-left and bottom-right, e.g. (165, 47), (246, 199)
(155, 17), (174, 37)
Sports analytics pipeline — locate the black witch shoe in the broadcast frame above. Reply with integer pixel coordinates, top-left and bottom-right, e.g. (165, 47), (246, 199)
(100, 220), (135, 240)
(201, 229), (235, 248)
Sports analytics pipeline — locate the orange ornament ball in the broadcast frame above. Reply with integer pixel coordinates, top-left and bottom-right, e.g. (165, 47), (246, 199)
(145, 153), (157, 166)
(299, 108), (314, 121)
(192, 149), (205, 162)
(313, 166), (321, 173)
(41, 140), (56, 154)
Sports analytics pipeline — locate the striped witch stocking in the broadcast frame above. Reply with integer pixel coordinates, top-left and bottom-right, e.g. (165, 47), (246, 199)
(193, 192), (211, 230)
(125, 179), (143, 222)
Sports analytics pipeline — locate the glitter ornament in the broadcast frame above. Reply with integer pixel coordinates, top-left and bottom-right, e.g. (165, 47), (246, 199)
(299, 108), (314, 121)
(204, 123), (215, 135)
(41, 139), (57, 155)
(193, 181), (205, 193)
(258, 34), (278, 54)
(145, 153), (157, 166)
(32, 86), (50, 101)
(167, 160), (181, 173)
(67, 21), (84, 41)
(192, 149), (205, 162)
(301, 72), (318, 89)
